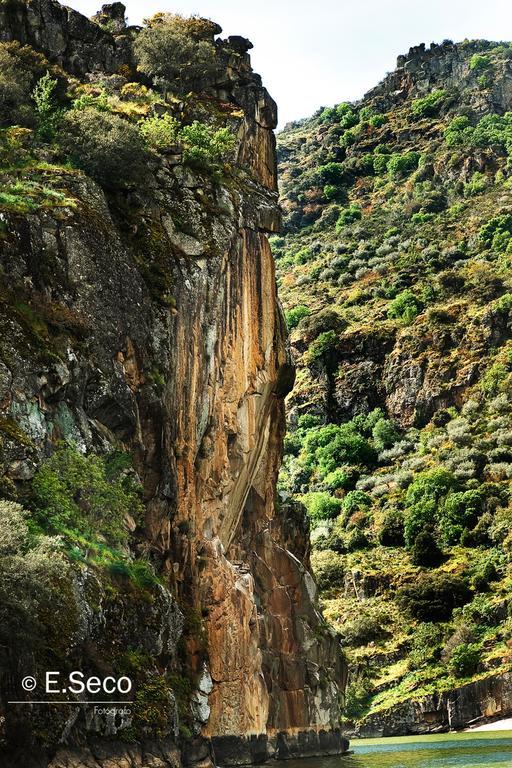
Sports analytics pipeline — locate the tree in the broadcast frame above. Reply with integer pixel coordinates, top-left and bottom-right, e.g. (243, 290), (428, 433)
(411, 530), (443, 567)
(134, 14), (220, 95)
(60, 108), (153, 187)
(398, 573), (471, 621)
(32, 71), (60, 140)
(0, 43), (33, 125)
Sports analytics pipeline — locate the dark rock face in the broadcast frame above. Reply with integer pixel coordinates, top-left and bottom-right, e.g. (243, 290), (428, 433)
(346, 672), (512, 738)
(0, 0), (130, 75)
(0, 1), (345, 765)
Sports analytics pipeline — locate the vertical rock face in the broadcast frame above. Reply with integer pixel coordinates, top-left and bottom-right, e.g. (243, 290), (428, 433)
(0, 3), (345, 765)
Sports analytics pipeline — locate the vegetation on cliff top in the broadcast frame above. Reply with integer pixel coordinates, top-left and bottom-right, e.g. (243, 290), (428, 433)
(276, 39), (512, 727)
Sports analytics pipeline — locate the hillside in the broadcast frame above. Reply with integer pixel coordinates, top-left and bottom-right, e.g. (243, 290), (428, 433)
(275, 39), (512, 735)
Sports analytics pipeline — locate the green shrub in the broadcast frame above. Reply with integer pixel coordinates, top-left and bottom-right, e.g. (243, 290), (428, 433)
(60, 108), (152, 187)
(480, 361), (510, 396)
(369, 113), (387, 128)
(72, 90), (111, 113)
(372, 417), (399, 450)
(449, 642), (481, 677)
(378, 509), (405, 546)
(338, 107), (359, 130)
(409, 623), (443, 668)
(404, 468), (457, 546)
(373, 150), (391, 175)
(411, 90), (447, 119)
(32, 71), (61, 140)
(479, 214), (512, 253)
(285, 304), (311, 330)
(32, 444), (143, 546)
(0, 41), (61, 126)
(398, 573), (471, 621)
(303, 423), (377, 475)
(324, 183), (343, 201)
(323, 467), (354, 490)
(440, 490), (483, 545)
(306, 330), (337, 362)
(179, 121), (236, 171)
(404, 500), (437, 548)
(311, 549), (344, 590)
(303, 491), (342, 521)
(470, 54), (491, 71)
(444, 115), (474, 146)
(0, 500), (71, 667)
(342, 490), (372, 518)
(387, 289), (422, 323)
(342, 608), (390, 646)
(140, 113), (179, 149)
(318, 162), (345, 185)
(335, 204), (362, 230)
(411, 530), (443, 567)
(471, 556), (499, 591)
(387, 151), (420, 179)
(134, 13), (220, 95)
(344, 677), (372, 720)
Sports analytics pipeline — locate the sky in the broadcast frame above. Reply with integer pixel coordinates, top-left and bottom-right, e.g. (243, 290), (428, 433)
(67, 0), (512, 127)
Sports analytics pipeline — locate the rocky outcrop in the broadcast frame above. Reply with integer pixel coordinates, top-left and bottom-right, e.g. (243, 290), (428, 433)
(0, 1), (346, 765)
(345, 671), (512, 738)
(365, 39), (512, 115)
(0, 0), (132, 75)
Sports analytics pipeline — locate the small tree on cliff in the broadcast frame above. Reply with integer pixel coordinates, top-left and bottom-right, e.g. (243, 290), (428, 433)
(134, 14), (221, 96)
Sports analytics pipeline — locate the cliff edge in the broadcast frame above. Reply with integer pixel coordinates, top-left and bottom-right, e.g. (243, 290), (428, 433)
(0, 2), (346, 766)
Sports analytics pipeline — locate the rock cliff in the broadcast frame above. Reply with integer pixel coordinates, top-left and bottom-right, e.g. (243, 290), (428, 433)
(0, 2), (345, 766)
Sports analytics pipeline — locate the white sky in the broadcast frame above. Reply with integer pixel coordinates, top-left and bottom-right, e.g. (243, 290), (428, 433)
(66, 0), (512, 127)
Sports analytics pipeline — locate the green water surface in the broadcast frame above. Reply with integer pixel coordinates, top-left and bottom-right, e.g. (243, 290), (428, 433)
(288, 731), (512, 768)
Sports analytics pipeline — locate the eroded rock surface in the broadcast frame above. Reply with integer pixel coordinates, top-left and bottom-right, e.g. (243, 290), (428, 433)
(0, 1), (345, 765)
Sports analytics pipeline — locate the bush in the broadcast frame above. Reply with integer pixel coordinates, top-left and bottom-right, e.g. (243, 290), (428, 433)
(32, 444), (143, 546)
(311, 549), (344, 590)
(409, 623), (443, 668)
(373, 417), (399, 450)
(303, 423), (377, 475)
(387, 151), (420, 179)
(134, 14), (220, 95)
(342, 608), (390, 646)
(140, 113), (179, 149)
(302, 491), (342, 521)
(0, 501), (70, 667)
(318, 162), (345, 185)
(306, 330), (337, 362)
(449, 643), (481, 677)
(398, 573), (471, 621)
(470, 54), (491, 72)
(411, 530), (443, 567)
(387, 289), (422, 323)
(342, 490), (372, 518)
(0, 42), (63, 126)
(411, 90), (447, 119)
(479, 214), (512, 253)
(179, 121), (236, 171)
(32, 71), (61, 140)
(378, 509), (405, 546)
(344, 677), (372, 720)
(336, 205), (362, 230)
(60, 108), (152, 187)
(440, 490), (482, 545)
(285, 304), (311, 330)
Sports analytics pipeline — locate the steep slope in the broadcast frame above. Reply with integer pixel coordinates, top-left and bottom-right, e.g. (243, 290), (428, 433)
(276, 40), (512, 736)
(0, 2), (345, 766)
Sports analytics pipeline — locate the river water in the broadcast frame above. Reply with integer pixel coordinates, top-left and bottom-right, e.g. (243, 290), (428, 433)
(286, 732), (512, 768)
